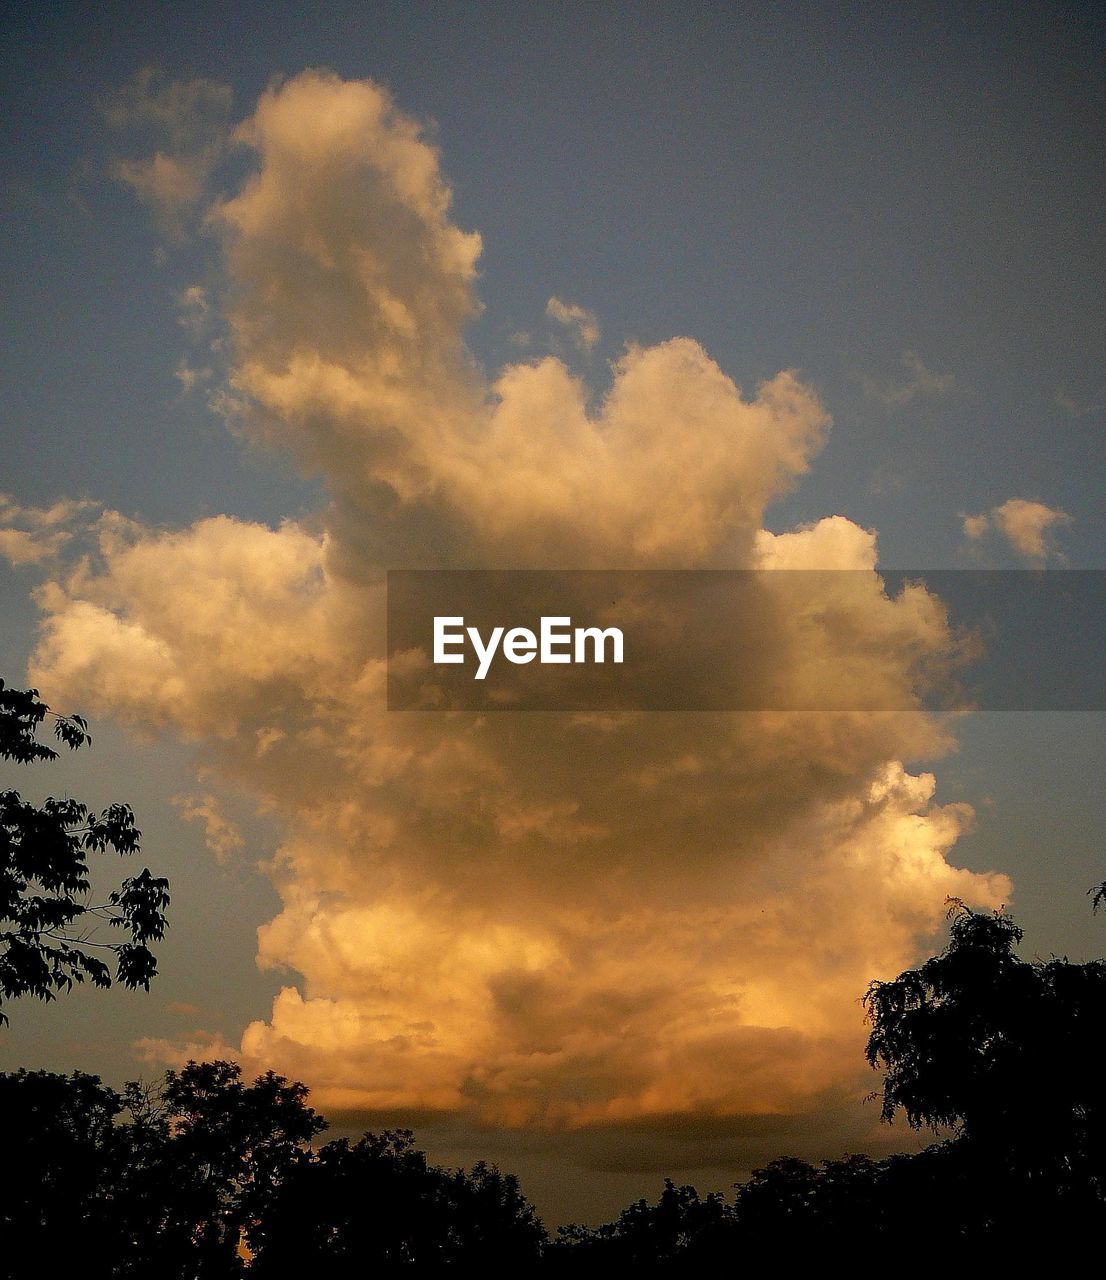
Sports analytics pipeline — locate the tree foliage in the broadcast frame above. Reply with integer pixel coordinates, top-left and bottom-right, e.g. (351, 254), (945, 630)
(552, 1179), (731, 1266)
(249, 1128), (545, 1271)
(0, 1060), (323, 1276)
(864, 902), (1106, 1178)
(860, 899), (1106, 1237)
(0, 678), (169, 1021)
(0, 1060), (544, 1278)
(3, 895), (1106, 1261)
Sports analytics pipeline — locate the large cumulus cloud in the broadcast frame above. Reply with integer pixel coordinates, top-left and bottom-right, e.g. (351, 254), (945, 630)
(5, 70), (1008, 1133)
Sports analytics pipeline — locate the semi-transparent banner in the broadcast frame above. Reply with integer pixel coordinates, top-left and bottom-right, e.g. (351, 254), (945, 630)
(386, 570), (1106, 711)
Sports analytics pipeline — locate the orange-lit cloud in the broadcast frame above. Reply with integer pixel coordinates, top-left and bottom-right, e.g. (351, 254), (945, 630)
(106, 67), (232, 237)
(4, 71), (1010, 1131)
(546, 296), (600, 350)
(0, 496), (96, 565)
(962, 497), (1072, 564)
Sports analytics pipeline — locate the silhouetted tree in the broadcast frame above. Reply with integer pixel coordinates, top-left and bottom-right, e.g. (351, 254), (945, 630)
(550, 1179), (733, 1266)
(0, 678), (169, 1022)
(0, 1060), (326, 1279)
(444, 1158), (548, 1264)
(0, 1068), (128, 1266)
(131, 1060), (327, 1276)
(5, 899), (1106, 1266)
(0, 1060), (547, 1276)
(864, 901), (1106, 1235)
(248, 1128), (545, 1270)
(732, 1155), (819, 1241)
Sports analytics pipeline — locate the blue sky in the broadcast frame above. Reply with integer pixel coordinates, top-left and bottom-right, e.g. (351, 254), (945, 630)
(5, 2), (1105, 562)
(1, 1), (1104, 1224)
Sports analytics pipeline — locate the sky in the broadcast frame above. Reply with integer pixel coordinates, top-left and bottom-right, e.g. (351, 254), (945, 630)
(1, 1), (1104, 1225)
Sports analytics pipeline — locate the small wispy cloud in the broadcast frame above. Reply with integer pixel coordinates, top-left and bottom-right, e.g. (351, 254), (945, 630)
(166, 1000), (204, 1017)
(106, 67), (232, 240)
(134, 1028), (239, 1066)
(962, 497), (1072, 565)
(176, 284), (211, 333)
(546, 296), (600, 350)
(0, 496), (98, 566)
(1055, 385), (1106, 417)
(861, 350), (955, 408)
(173, 792), (246, 863)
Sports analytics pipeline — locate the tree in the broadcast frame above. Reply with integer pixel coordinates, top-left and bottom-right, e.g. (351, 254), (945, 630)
(0, 1060), (546, 1276)
(0, 678), (169, 1022)
(0, 1060), (327, 1279)
(160, 1059), (327, 1269)
(248, 1128), (546, 1270)
(0, 1067), (128, 1264)
(550, 1179), (733, 1266)
(864, 901), (1106, 1231)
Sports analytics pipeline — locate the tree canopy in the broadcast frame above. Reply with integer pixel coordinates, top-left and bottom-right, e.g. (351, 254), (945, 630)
(4, 895), (1106, 1275)
(0, 1060), (545, 1277)
(0, 678), (169, 1022)
(3, 751), (1104, 1261)
(862, 900), (1106, 1233)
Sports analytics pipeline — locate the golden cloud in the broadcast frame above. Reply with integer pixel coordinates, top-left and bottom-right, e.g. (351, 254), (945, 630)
(8, 71), (1010, 1131)
(962, 497), (1072, 564)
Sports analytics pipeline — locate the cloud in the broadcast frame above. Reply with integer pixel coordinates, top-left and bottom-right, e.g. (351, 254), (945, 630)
(860, 350), (955, 408)
(175, 284), (212, 334)
(1055, 386), (1106, 417)
(0, 528), (63, 566)
(106, 67), (232, 238)
(546, 297), (600, 350)
(20, 72), (1010, 1141)
(961, 512), (990, 542)
(173, 359), (212, 393)
(0, 496), (97, 566)
(166, 1000), (204, 1017)
(962, 498), (1072, 564)
(173, 792), (246, 863)
(134, 1027), (238, 1065)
